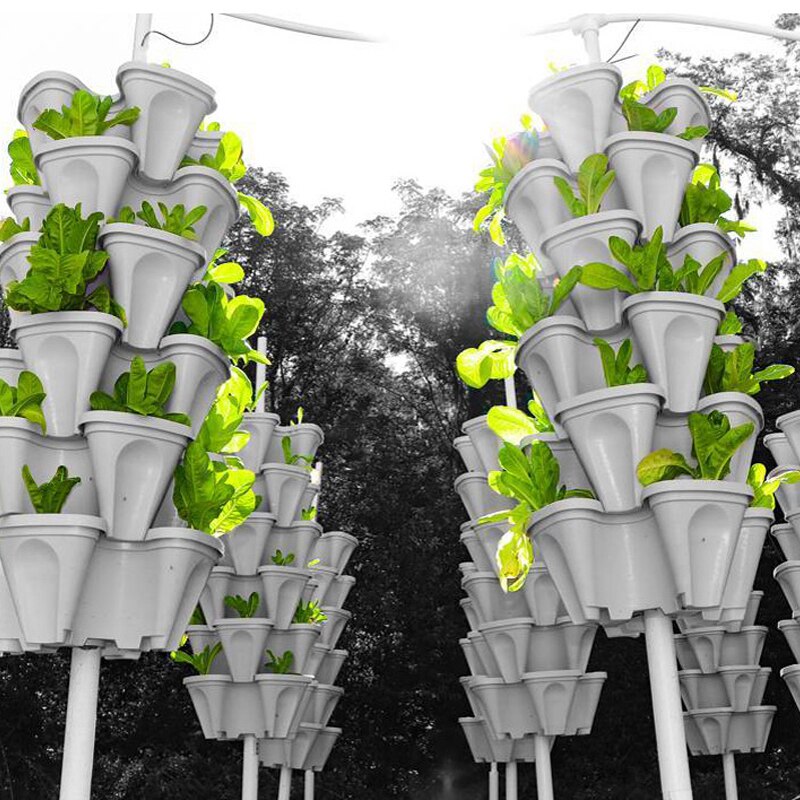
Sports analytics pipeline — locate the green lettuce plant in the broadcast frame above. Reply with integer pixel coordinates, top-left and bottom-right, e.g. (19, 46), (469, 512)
(203, 247), (245, 285)
(4, 204), (125, 322)
(110, 202), (207, 241)
(89, 357), (191, 426)
(620, 63), (738, 103)
(718, 311), (743, 335)
(620, 96), (708, 140)
(0, 217), (31, 242)
(703, 342), (794, 396)
(594, 338), (649, 386)
(172, 643), (222, 674)
(747, 463), (800, 510)
(637, 410), (754, 485)
(486, 396), (554, 444)
(224, 592), (260, 618)
(282, 437), (314, 471)
(8, 130), (39, 185)
(195, 367), (258, 455)
(33, 90), (140, 139)
(169, 281), (268, 365)
(300, 506), (318, 521)
(264, 649), (294, 674)
(680, 164), (756, 238)
(22, 465), (80, 513)
(271, 550), (295, 566)
(0, 371), (47, 432)
(293, 600), (327, 625)
(553, 153), (616, 217)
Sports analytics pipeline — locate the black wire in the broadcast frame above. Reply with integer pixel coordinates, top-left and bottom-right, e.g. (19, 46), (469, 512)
(141, 13), (215, 49)
(606, 18), (641, 63)
(610, 53), (641, 65)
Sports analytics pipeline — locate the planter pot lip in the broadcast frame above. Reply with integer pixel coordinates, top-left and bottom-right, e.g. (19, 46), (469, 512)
(146, 526), (224, 554)
(540, 209), (642, 251)
(79, 409), (192, 438)
(99, 222), (207, 261)
(259, 462), (311, 477)
(529, 497), (604, 529)
(5, 184), (48, 200)
(35, 135), (139, 161)
(256, 565), (312, 578)
(642, 479), (752, 502)
(454, 471), (488, 488)
(193, 129), (225, 143)
(521, 668), (586, 682)
(763, 431), (789, 446)
(186, 624), (214, 633)
(781, 663), (800, 678)
(477, 617), (535, 633)
(285, 422), (326, 438)
(516, 314), (587, 354)
(320, 606), (351, 618)
(273, 519), (322, 534)
(0, 231), (41, 258)
(773, 522), (793, 532)
(622, 291), (724, 315)
(714, 334), (745, 347)
(670, 221), (735, 247)
(310, 682), (344, 695)
(319, 530), (359, 545)
(778, 618), (800, 631)
(682, 624), (768, 637)
(604, 130), (700, 157)
(776, 409), (800, 431)
(505, 158), (571, 204)
(17, 70), (89, 119)
(242, 411), (282, 423)
(272, 623), (323, 633)
(212, 617), (274, 630)
(209, 565), (236, 576)
(555, 382), (665, 418)
(529, 62), (622, 97)
(333, 574), (356, 586)
(0, 416), (42, 434)
(743, 506), (775, 522)
(312, 565), (339, 578)
(117, 61), (217, 107)
(10, 309), (124, 334)
(157, 333), (228, 363)
(461, 570), (502, 585)
(172, 166), (238, 203)
(461, 414), (490, 433)
(183, 673), (233, 686)
(774, 560), (800, 578)
(697, 391), (764, 424)
(0, 512), (105, 530)
(254, 673), (314, 686)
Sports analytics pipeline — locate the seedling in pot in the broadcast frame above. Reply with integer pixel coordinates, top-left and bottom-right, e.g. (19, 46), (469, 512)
(620, 96), (708, 141)
(4, 204), (126, 322)
(637, 410), (754, 485)
(171, 642), (222, 675)
(718, 311), (743, 336)
(203, 247), (245, 285)
(486, 395), (554, 445)
(594, 338), (649, 387)
(680, 164), (755, 238)
(224, 592), (260, 618)
(704, 342), (794, 396)
(553, 153), (616, 217)
(90, 356), (191, 426)
(21, 465), (81, 513)
(300, 506), (318, 521)
(282, 437), (314, 472)
(0, 217), (31, 242)
(620, 63), (737, 103)
(110, 202), (207, 241)
(747, 463), (800, 510)
(271, 550), (295, 566)
(264, 649), (295, 674)
(8, 130), (39, 186)
(0, 371), (47, 432)
(293, 600), (327, 625)
(33, 90), (140, 139)
(290, 407), (305, 426)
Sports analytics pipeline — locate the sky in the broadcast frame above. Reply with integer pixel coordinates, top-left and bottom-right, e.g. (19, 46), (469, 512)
(0, 3), (792, 260)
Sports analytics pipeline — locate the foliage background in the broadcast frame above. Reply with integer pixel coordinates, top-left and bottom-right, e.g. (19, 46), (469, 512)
(3, 20), (800, 799)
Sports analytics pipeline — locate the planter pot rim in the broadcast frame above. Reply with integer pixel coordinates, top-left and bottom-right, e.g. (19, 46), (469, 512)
(763, 432), (788, 446)
(99, 222), (207, 261)
(454, 471), (488, 489)
(0, 416), (42, 434)
(257, 565), (312, 578)
(540, 209), (642, 251)
(774, 561), (800, 579)
(35, 135), (138, 162)
(209, 566), (236, 576)
(604, 130), (700, 157)
(212, 617), (273, 630)
(17, 70), (89, 122)
(776, 409), (800, 431)
(286, 422), (325, 438)
(461, 415), (489, 434)
(0, 232), (41, 260)
(773, 522), (792, 532)
(781, 664), (800, 679)
(243, 411), (282, 423)
(515, 314), (587, 356)
(0, 513), (105, 530)
(697, 392), (764, 427)
(147, 526), (223, 554)
(5, 185), (48, 200)
(778, 619), (800, 631)
(530, 62), (621, 97)
(79, 410), (192, 438)
(259, 463), (312, 478)
(274, 520), (323, 534)
(183, 674), (232, 686)
(172, 165), (238, 204)
(743, 506), (775, 522)
(642, 480), (752, 503)
(477, 617), (534, 633)
(158, 333), (227, 363)
(187, 624), (213, 633)
(505, 158), (570, 206)
(10, 310), (124, 334)
(622, 291), (724, 316)
(244, 511), (278, 523)
(645, 77), (711, 105)
(520, 432), (566, 448)
(254, 673), (314, 686)
(321, 607), (351, 618)
(320, 531), (359, 545)
(117, 61), (217, 108)
(528, 497), (603, 528)
(555, 382), (664, 418)
(671, 222), (734, 248)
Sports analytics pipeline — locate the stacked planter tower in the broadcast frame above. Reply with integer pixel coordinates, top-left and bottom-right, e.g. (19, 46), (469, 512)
(458, 62), (782, 800)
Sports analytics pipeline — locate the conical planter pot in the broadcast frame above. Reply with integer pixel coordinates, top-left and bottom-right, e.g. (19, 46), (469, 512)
(541, 211), (641, 333)
(522, 433), (591, 490)
(529, 500), (680, 625)
(715, 334), (745, 354)
(0, 513), (103, 645)
(528, 64), (622, 172)
(622, 292), (724, 413)
(323, 575), (356, 609)
(462, 415), (502, 473)
(317, 649), (347, 684)
(280, 423), (325, 461)
(764, 431), (796, 466)
(461, 638), (484, 677)
(215, 617), (273, 682)
(121, 166), (239, 261)
(684, 708), (733, 755)
(266, 521), (323, 569)
(774, 561), (800, 616)
(521, 670), (606, 736)
(555, 383), (664, 511)
(653, 412), (691, 458)
(779, 619), (800, 661)
(678, 626), (768, 673)
(313, 531), (358, 575)
(100, 223), (206, 349)
(80, 411), (191, 541)
(187, 129), (224, 162)
(319, 608), (351, 650)
(467, 678), (538, 738)
(459, 717), (501, 763)
(0, 233), (38, 294)
(199, 566), (234, 623)
(184, 674), (231, 739)
(265, 624), (323, 675)
(478, 618), (532, 682)
(116, 62), (216, 183)
(36, 434), (98, 516)
(668, 223), (736, 297)
(0, 419), (48, 516)
(526, 620), (598, 672)
(306, 643), (331, 679)
(781, 664), (800, 712)
(307, 566), (338, 605)
(257, 566), (311, 629)
(696, 393), (763, 483)
(6, 186), (50, 230)
(304, 725), (341, 771)
(776, 410), (800, 469)
(645, 79), (711, 155)
(12, 311), (123, 436)
(521, 563), (567, 626)
(454, 435), (482, 472)
(462, 675), (489, 717)
(303, 684), (344, 727)
(258, 464), (311, 526)
(72, 527), (222, 652)
(459, 524), (495, 573)
(773, 524), (800, 561)
(680, 666), (769, 712)
(35, 136), (138, 216)
(643, 480), (751, 610)
(503, 159), (574, 255)
(259, 722), (319, 770)
(256, 674), (314, 739)
(239, 412), (281, 471)
(186, 624), (229, 675)
(454, 472), (513, 520)
(604, 131), (699, 242)
(0, 348), (24, 384)
(727, 707), (776, 753)
(472, 519), (510, 576)
(462, 571), (530, 624)
(219, 512), (276, 575)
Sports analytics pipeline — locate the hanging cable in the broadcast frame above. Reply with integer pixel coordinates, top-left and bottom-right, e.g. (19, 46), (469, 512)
(140, 13), (215, 50)
(606, 18), (641, 63)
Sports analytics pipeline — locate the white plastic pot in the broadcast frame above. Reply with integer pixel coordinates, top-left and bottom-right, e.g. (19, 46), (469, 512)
(187, 129), (224, 161)
(541, 210), (641, 333)
(319, 608), (351, 650)
(186, 625), (229, 675)
(257, 565), (311, 629)
(467, 678), (536, 738)
(461, 415), (502, 473)
(0, 419), (46, 516)
(323, 575), (355, 609)
(303, 684), (344, 727)
(623, 292), (724, 413)
(240, 413), (281, 471)
(312, 531), (358, 575)
(317, 649), (347, 684)
(783, 665), (800, 714)
(0, 233), (37, 294)
(0, 349), (24, 384)
(265, 624), (322, 675)
(605, 131), (699, 242)
(6, 186), (50, 230)
(776, 410), (800, 468)
(773, 523), (800, 562)
(521, 563), (567, 626)
(775, 561), (800, 616)
(527, 620), (598, 672)
(256, 674), (314, 738)
(117, 63), (216, 183)
(199, 566), (234, 623)
(454, 472), (513, 520)
(645, 79), (711, 155)
(454, 435), (483, 472)
(258, 463), (312, 527)
(100, 223), (206, 349)
(280, 424), (325, 461)
(303, 725), (342, 771)
(183, 674), (231, 738)
(266, 521), (323, 569)
(521, 670), (606, 736)
(528, 64), (622, 172)
(555, 383), (664, 512)
(462, 571), (530, 625)
(521, 433), (591, 491)
(668, 223), (736, 298)
(35, 136), (138, 217)
(12, 311), (123, 436)
(680, 665), (769, 713)
(779, 619), (800, 662)
(219, 512), (276, 575)
(459, 524), (495, 573)
(215, 617), (273, 682)
(40, 434), (98, 516)
(764, 431), (796, 467)
(684, 706), (775, 756)
(478, 618), (532, 682)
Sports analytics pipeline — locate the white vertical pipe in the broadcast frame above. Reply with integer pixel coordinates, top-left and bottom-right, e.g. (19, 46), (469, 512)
(722, 753), (738, 800)
(534, 735), (554, 800)
(582, 28), (602, 61)
(503, 376), (517, 409)
(59, 648), (102, 800)
(132, 14), (153, 62)
(643, 609), (693, 800)
(505, 761), (518, 800)
(277, 766), (292, 800)
(489, 762), (499, 800)
(242, 736), (259, 800)
(304, 770), (315, 800)
(255, 336), (267, 412)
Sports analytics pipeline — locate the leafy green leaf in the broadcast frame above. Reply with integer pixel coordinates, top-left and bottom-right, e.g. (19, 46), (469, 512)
(33, 90), (139, 139)
(22, 465), (81, 513)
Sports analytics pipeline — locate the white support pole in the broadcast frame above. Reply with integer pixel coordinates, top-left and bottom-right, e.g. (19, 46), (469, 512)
(242, 736), (259, 800)
(503, 376), (517, 410)
(277, 766), (292, 800)
(132, 14), (153, 62)
(643, 610), (693, 800)
(505, 761), (518, 800)
(59, 648), (102, 800)
(534, 735), (554, 800)
(256, 336), (267, 412)
(489, 762), (499, 800)
(304, 770), (315, 800)
(722, 753), (738, 800)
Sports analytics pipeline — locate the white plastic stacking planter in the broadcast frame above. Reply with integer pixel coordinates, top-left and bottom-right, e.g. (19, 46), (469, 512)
(5, 185), (51, 230)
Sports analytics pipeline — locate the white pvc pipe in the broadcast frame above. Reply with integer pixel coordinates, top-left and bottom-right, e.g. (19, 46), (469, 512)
(222, 13), (381, 43)
(255, 336), (267, 412)
(505, 761), (518, 800)
(643, 609), (693, 800)
(304, 770), (315, 800)
(489, 762), (499, 800)
(242, 736), (259, 800)
(277, 766), (292, 800)
(503, 376), (517, 410)
(59, 648), (102, 800)
(132, 14), (153, 61)
(534, 735), (554, 800)
(722, 753), (738, 800)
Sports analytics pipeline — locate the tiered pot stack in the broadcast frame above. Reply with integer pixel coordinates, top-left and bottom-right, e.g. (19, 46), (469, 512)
(182, 421), (357, 786)
(455, 419), (607, 777)
(0, 65), (238, 660)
